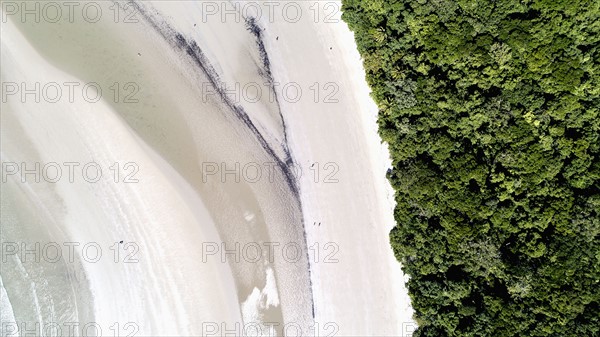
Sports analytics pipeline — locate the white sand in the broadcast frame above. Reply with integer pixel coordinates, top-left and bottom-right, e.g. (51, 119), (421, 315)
(252, 3), (417, 335)
(1, 1), (415, 336)
(0, 275), (19, 337)
(2, 16), (240, 336)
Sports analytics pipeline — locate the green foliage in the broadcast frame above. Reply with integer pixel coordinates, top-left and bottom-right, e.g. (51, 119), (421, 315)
(342, 0), (600, 335)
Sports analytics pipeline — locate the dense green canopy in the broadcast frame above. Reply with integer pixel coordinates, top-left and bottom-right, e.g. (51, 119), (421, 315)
(342, 0), (599, 335)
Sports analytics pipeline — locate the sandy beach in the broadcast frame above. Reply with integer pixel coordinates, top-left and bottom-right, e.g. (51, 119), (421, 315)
(1, 1), (414, 336)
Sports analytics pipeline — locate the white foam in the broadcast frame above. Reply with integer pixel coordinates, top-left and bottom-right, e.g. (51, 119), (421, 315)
(240, 267), (281, 336)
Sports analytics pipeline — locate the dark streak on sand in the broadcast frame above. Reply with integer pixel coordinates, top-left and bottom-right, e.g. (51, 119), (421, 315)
(129, 1), (316, 320)
(244, 16), (293, 167)
(130, 2), (298, 198)
(244, 15), (316, 320)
